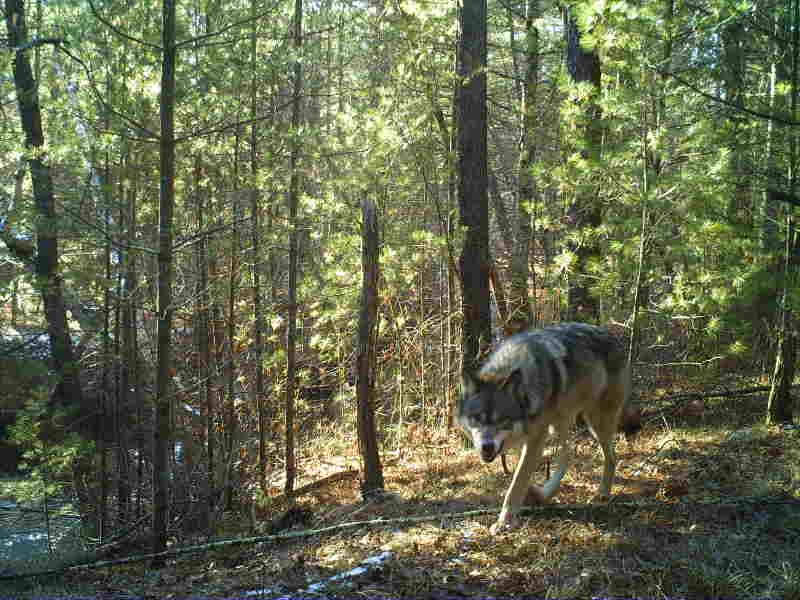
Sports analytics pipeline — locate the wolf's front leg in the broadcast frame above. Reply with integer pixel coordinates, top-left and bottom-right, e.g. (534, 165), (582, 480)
(491, 431), (547, 535)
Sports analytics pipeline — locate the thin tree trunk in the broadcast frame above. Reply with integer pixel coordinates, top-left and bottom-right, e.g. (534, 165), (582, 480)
(488, 170), (513, 256)
(564, 9), (602, 323)
(152, 0), (177, 566)
(488, 263), (509, 330)
(112, 172), (129, 538)
(447, 50), (459, 423)
(767, 0), (799, 426)
(722, 12), (749, 223)
(628, 113), (648, 366)
(429, 47), (459, 422)
(761, 11), (780, 253)
(120, 149), (136, 526)
(99, 166), (110, 540)
(285, 0), (303, 496)
(128, 160), (144, 523)
(357, 198), (384, 496)
(250, 0), (266, 495)
(224, 128), (241, 510)
(192, 154), (214, 526)
(768, 217), (796, 425)
(509, 0), (539, 333)
(11, 278), (20, 326)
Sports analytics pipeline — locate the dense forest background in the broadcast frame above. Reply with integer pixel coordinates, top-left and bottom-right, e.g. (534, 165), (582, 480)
(0, 0), (798, 566)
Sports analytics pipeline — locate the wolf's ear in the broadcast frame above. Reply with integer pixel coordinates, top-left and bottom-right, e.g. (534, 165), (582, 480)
(461, 371), (480, 396)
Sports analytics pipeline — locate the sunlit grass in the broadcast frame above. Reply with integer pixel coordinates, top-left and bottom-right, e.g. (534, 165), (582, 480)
(4, 378), (799, 598)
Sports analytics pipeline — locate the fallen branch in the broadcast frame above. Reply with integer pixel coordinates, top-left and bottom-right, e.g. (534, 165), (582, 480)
(3, 495), (799, 581)
(658, 385), (795, 403)
(268, 469), (360, 503)
(646, 356), (724, 367)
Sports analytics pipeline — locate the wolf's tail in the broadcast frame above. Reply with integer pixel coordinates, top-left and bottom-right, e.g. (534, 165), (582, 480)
(620, 404), (642, 439)
(611, 362), (641, 439)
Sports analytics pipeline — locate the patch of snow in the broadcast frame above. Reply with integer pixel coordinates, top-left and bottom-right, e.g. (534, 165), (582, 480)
(242, 551), (393, 598)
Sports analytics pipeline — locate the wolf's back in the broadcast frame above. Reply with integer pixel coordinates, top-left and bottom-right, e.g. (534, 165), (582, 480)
(478, 323), (626, 385)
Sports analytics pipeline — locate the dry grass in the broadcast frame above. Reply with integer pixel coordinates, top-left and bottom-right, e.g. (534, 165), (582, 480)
(16, 385), (800, 599)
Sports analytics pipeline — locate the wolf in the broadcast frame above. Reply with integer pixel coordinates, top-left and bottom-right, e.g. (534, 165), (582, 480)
(458, 323), (638, 534)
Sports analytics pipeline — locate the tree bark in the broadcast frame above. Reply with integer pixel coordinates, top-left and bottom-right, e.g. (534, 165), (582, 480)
(152, 0), (177, 566)
(509, 0), (540, 333)
(767, 0), (799, 426)
(721, 12), (749, 223)
(4, 0), (84, 412)
(250, 0), (267, 495)
(457, 0), (491, 373)
(224, 129), (241, 510)
(99, 156), (110, 540)
(285, 0), (303, 496)
(193, 155), (214, 527)
(119, 150), (136, 527)
(356, 198), (384, 496)
(564, 9), (602, 323)
(760, 11), (780, 252)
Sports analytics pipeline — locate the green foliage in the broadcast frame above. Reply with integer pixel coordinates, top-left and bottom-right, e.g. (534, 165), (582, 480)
(4, 391), (93, 503)
(1, 0), (796, 560)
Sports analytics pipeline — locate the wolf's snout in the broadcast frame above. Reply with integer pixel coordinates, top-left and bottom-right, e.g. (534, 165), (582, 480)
(480, 442), (497, 462)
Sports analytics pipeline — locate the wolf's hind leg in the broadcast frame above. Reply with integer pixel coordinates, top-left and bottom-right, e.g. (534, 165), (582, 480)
(596, 433), (617, 499)
(587, 368), (627, 499)
(541, 424), (572, 501)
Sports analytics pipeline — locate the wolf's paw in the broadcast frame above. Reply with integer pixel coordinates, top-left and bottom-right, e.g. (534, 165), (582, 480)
(489, 512), (520, 535)
(525, 485), (547, 505)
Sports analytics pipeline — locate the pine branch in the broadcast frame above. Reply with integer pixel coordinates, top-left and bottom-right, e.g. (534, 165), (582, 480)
(661, 69), (800, 127)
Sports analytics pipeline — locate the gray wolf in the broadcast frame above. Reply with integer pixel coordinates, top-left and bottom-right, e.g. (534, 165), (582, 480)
(457, 322), (637, 534)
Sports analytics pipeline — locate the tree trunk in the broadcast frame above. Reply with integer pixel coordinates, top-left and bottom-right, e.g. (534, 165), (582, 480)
(224, 129), (241, 510)
(509, 0), (540, 333)
(564, 9), (602, 323)
(722, 13), (749, 224)
(128, 160), (144, 523)
(488, 171), (513, 259)
(119, 150), (136, 526)
(457, 0), (491, 373)
(285, 0), (304, 496)
(357, 198), (384, 496)
(99, 164), (110, 540)
(767, 0), (799, 426)
(250, 0), (267, 495)
(628, 139), (648, 366)
(430, 51), (460, 422)
(192, 154), (214, 527)
(768, 225), (796, 425)
(4, 0), (84, 412)
(447, 61), (459, 425)
(630, 0), (671, 364)
(152, 0), (177, 566)
(760, 11), (780, 253)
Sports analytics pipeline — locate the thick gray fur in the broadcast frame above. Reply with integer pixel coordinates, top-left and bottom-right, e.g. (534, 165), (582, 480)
(458, 322), (631, 534)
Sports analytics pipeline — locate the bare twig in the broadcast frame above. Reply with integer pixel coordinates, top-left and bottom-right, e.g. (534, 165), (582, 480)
(12, 37), (65, 52)
(3, 496), (800, 581)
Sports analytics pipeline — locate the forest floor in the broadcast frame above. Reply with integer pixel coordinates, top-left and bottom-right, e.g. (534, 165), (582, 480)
(6, 375), (800, 599)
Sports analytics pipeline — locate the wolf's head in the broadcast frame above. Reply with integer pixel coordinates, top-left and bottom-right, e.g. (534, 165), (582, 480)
(457, 370), (530, 462)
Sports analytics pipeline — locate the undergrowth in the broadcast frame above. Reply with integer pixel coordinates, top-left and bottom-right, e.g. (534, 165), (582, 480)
(5, 378), (800, 599)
